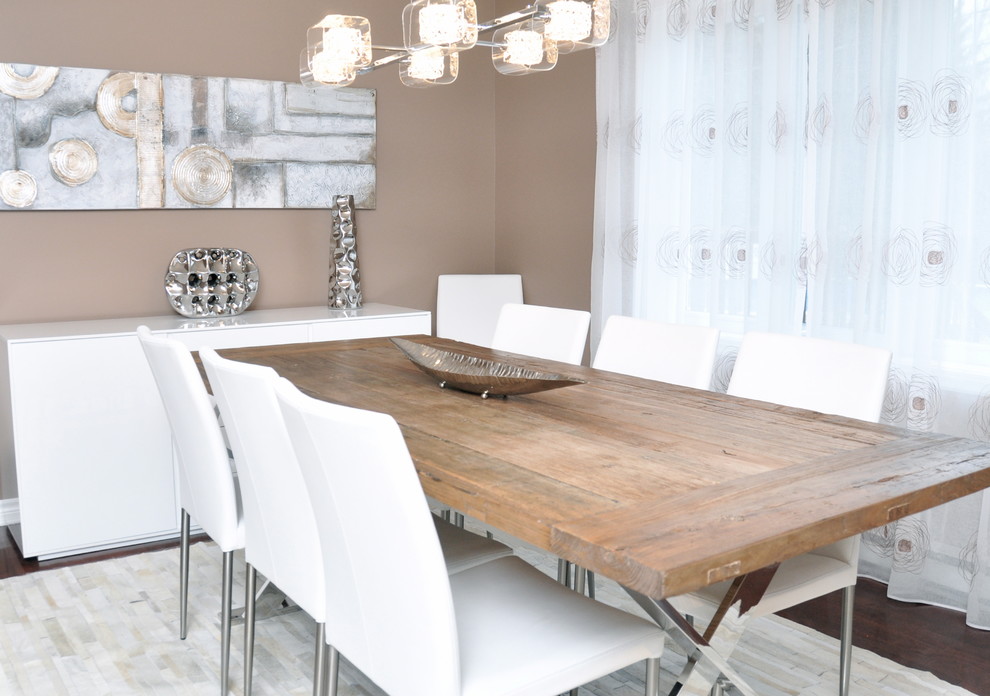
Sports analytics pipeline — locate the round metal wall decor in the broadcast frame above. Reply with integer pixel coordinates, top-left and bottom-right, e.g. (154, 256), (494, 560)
(0, 64), (59, 100)
(96, 72), (139, 138)
(49, 139), (99, 186)
(0, 169), (38, 208)
(171, 145), (233, 206)
(164, 248), (259, 317)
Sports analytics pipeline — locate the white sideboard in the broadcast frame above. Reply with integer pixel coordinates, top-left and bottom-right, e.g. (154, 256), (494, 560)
(0, 304), (430, 559)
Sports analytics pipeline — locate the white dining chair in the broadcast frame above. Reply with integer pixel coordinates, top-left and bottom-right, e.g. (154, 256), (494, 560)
(593, 315), (721, 389)
(434, 275), (526, 526)
(436, 273), (523, 347)
(274, 377), (665, 696)
(491, 302), (591, 365)
(673, 331), (892, 696)
(491, 301), (592, 580)
(136, 327), (244, 696)
(569, 316), (720, 599)
(201, 349), (514, 695)
(201, 347), (328, 696)
(199, 348), (512, 694)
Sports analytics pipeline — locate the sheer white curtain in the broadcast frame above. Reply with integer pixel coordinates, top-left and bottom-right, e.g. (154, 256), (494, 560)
(593, 0), (814, 390)
(594, 0), (990, 629)
(805, 0), (990, 629)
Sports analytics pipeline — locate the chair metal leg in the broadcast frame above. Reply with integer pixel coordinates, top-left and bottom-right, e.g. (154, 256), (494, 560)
(326, 645), (340, 696)
(313, 623), (327, 696)
(646, 656), (660, 696)
(839, 585), (854, 696)
(179, 509), (190, 640)
(244, 563), (258, 696)
(317, 640), (331, 696)
(560, 562), (594, 599)
(221, 550), (234, 696)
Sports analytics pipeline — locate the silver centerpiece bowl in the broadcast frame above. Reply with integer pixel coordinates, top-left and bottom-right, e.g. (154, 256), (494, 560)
(391, 337), (586, 398)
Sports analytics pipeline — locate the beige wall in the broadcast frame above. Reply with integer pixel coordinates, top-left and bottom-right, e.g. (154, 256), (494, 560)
(493, 49), (596, 311)
(0, 0), (595, 326)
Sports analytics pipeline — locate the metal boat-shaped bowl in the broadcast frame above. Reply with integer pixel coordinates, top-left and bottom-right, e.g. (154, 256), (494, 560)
(391, 337), (586, 398)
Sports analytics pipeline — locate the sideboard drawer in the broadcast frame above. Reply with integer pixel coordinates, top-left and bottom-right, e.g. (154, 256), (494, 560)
(166, 324), (310, 350)
(309, 314), (431, 342)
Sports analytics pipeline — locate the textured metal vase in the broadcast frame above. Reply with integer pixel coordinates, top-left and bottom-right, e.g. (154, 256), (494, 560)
(328, 195), (362, 309)
(164, 248), (259, 317)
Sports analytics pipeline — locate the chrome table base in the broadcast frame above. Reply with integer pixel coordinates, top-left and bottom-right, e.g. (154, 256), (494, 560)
(622, 589), (760, 696)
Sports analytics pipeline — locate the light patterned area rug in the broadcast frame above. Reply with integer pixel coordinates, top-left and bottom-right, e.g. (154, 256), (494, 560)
(0, 539), (977, 696)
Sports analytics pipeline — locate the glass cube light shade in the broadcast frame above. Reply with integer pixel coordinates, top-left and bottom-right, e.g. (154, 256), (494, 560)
(553, 0), (611, 54)
(544, 0), (592, 41)
(403, 0), (478, 53)
(492, 18), (558, 75)
(400, 48), (459, 87)
(311, 50), (358, 86)
(304, 15), (372, 86)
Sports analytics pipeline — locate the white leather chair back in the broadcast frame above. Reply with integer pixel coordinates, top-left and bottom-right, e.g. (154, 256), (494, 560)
(200, 348), (325, 623)
(593, 315), (720, 389)
(436, 274), (523, 347)
(275, 378), (460, 696)
(728, 331), (891, 423)
(136, 326), (243, 553)
(491, 303), (591, 365)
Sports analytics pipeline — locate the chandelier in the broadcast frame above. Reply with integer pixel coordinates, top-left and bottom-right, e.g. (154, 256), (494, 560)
(300, 0), (611, 88)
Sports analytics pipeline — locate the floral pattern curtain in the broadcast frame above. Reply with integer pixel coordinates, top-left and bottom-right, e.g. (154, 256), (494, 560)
(805, 0), (990, 630)
(592, 0), (815, 389)
(593, 0), (990, 629)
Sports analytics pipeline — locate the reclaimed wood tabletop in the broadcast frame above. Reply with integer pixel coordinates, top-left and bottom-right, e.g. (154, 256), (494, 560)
(215, 335), (990, 601)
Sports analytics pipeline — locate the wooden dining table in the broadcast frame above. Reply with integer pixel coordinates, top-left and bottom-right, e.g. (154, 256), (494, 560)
(215, 334), (990, 695)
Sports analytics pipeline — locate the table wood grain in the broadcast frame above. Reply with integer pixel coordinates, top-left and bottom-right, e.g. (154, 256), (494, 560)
(216, 336), (990, 600)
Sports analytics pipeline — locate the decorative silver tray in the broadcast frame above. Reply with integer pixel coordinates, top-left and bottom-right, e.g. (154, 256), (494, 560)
(391, 338), (586, 398)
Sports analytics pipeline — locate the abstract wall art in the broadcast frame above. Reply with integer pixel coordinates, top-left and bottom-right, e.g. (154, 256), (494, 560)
(0, 62), (376, 210)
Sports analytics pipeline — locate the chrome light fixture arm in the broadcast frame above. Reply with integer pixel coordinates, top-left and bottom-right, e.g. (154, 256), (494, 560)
(358, 5), (545, 75)
(303, 0), (609, 87)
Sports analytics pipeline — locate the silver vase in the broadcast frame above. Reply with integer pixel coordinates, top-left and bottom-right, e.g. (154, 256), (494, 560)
(328, 194), (362, 309)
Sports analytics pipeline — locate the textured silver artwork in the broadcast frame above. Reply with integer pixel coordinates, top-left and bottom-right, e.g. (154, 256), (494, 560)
(0, 62), (376, 210)
(328, 195), (362, 309)
(164, 248), (260, 317)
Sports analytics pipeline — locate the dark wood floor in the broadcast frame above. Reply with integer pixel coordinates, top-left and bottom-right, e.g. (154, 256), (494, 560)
(779, 578), (989, 696)
(1, 528), (987, 695)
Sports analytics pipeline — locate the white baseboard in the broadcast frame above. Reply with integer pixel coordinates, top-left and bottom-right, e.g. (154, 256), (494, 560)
(0, 498), (19, 527)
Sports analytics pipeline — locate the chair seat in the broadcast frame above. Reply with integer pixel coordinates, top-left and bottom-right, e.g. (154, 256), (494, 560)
(452, 556), (663, 696)
(683, 550), (857, 619)
(433, 517), (513, 574)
